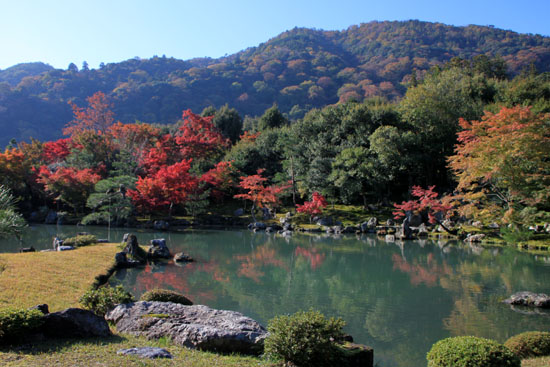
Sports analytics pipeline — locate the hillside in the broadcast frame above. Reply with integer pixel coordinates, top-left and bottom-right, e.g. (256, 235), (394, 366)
(1, 20), (549, 146)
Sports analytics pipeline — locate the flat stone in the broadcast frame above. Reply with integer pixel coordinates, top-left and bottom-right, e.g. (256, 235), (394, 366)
(106, 301), (267, 355)
(117, 347), (172, 359)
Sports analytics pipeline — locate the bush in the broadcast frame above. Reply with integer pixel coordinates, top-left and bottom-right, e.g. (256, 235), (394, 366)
(79, 285), (134, 316)
(140, 289), (193, 305)
(264, 309), (346, 367)
(0, 308), (44, 344)
(63, 234), (97, 247)
(504, 331), (550, 359)
(427, 336), (520, 367)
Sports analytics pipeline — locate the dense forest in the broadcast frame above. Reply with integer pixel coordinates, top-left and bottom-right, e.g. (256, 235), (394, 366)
(1, 20), (550, 146)
(0, 48), (548, 236)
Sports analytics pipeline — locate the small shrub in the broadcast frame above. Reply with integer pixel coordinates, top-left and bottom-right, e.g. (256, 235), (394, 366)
(427, 336), (520, 367)
(140, 289), (193, 305)
(504, 331), (550, 359)
(63, 234), (97, 247)
(264, 309), (346, 367)
(79, 285), (134, 317)
(0, 308), (44, 344)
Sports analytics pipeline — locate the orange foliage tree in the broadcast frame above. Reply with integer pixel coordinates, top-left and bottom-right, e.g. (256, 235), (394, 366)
(36, 166), (101, 214)
(448, 106), (550, 223)
(234, 169), (288, 222)
(64, 92), (115, 136)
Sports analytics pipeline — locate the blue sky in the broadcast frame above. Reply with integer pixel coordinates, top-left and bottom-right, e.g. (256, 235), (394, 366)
(1, 0), (549, 70)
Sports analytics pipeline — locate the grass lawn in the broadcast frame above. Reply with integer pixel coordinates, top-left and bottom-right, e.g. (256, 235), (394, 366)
(0, 334), (269, 367)
(0, 242), (267, 366)
(0, 244), (120, 311)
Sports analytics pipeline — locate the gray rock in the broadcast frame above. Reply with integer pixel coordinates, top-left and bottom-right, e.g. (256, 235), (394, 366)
(386, 218), (395, 226)
(464, 233), (485, 243)
(117, 347), (172, 359)
(247, 222), (266, 230)
(29, 304), (49, 314)
(106, 302), (267, 355)
(148, 239), (170, 259)
(153, 220), (170, 230)
(233, 208), (244, 217)
(488, 223), (500, 229)
(57, 245), (75, 251)
(340, 343), (374, 367)
(316, 217), (333, 226)
(417, 223), (429, 237)
(343, 226), (358, 233)
(408, 213), (423, 227)
(401, 217), (412, 239)
(174, 252), (193, 263)
(41, 308), (111, 338)
(282, 222), (292, 231)
(503, 292), (550, 308)
(472, 221), (483, 228)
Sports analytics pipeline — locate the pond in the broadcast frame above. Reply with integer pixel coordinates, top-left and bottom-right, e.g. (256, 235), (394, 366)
(2, 225), (550, 367)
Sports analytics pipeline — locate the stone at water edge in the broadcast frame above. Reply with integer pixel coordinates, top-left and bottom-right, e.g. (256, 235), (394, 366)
(173, 252), (194, 262)
(503, 291), (550, 308)
(106, 301), (267, 355)
(117, 347), (172, 359)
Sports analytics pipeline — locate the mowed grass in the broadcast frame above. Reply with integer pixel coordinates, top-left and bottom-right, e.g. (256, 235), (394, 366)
(0, 334), (270, 367)
(0, 243), (119, 311)
(0, 243), (267, 366)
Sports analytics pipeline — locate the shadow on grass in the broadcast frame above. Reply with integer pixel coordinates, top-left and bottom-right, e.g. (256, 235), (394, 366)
(0, 334), (128, 355)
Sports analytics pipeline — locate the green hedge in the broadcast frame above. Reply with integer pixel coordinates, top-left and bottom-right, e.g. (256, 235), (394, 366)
(63, 234), (97, 247)
(0, 308), (44, 344)
(79, 285), (134, 317)
(427, 336), (520, 367)
(264, 309), (345, 367)
(505, 331), (550, 359)
(140, 289), (193, 305)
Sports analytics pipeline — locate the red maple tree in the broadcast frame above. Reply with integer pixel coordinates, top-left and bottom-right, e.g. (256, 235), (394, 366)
(296, 192), (328, 223)
(234, 169), (288, 221)
(128, 159), (198, 215)
(393, 185), (452, 231)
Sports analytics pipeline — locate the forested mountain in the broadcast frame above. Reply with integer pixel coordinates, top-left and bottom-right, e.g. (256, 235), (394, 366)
(1, 20), (549, 146)
(0, 62), (54, 86)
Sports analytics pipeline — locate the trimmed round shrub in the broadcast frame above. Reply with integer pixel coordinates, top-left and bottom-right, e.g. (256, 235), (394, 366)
(264, 309), (346, 367)
(140, 289), (193, 305)
(427, 336), (520, 367)
(0, 308), (44, 344)
(63, 234), (97, 247)
(504, 331), (550, 359)
(79, 285), (134, 316)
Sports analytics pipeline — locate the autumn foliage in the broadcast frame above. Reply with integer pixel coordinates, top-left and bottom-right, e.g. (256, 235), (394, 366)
(128, 160), (198, 214)
(64, 92), (115, 136)
(393, 185), (451, 224)
(296, 192), (328, 222)
(234, 169), (288, 220)
(448, 106), (550, 222)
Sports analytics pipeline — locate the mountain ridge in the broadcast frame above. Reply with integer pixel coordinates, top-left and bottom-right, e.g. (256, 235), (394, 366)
(0, 20), (549, 146)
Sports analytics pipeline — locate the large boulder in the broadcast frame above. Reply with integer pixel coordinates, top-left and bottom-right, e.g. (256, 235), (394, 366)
(41, 308), (111, 338)
(148, 239), (171, 259)
(503, 292), (550, 308)
(106, 302), (267, 355)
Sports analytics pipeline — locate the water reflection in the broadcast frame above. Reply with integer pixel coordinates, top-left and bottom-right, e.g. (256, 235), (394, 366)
(3, 226), (550, 367)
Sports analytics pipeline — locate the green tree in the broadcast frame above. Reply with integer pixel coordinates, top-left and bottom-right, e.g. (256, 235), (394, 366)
(0, 185), (26, 238)
(258, 105), (287, 130)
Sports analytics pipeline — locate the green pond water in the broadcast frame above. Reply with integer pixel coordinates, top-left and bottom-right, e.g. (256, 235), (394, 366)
(2, 225), (550, 367)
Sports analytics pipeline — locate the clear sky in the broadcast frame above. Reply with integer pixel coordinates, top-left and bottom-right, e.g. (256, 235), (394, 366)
(0, 0), (549, 70)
